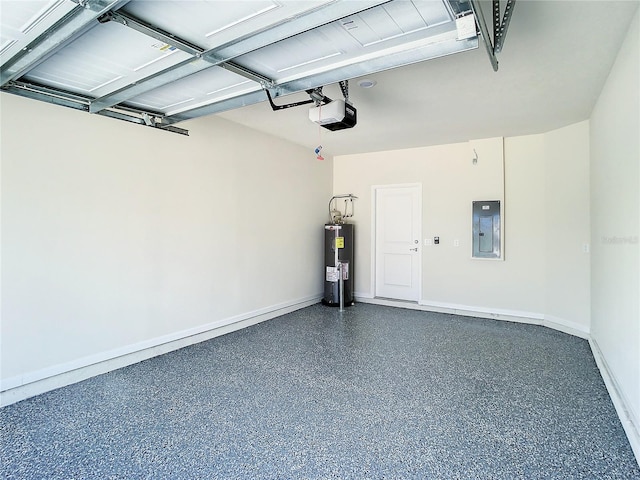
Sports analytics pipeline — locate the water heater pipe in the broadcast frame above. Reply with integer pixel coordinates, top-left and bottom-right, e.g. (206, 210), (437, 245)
(328, 194), (358, 223)
(338, 261), (345, 312)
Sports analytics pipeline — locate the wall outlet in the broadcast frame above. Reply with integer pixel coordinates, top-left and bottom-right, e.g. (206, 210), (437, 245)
(453, 239), (460, 247)
(583, 243), (590, 253)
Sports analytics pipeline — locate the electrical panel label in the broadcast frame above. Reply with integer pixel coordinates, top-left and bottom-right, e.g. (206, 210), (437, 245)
(335, 237), (344, 249)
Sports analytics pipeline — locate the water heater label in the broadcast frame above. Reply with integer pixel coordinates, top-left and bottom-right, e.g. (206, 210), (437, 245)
(326, 266), (339, 282)
(335, 237), (344, 249)
(341, 262), (349, 280)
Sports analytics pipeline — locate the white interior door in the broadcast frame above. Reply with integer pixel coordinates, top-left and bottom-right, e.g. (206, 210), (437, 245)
(375, 185), (421, 301)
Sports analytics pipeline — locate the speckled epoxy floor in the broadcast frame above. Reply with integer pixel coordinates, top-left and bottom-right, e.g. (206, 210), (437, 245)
(1, 303), (639, 479)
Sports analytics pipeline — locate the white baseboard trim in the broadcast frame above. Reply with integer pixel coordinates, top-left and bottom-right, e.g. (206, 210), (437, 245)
(543, 314), (590, 339)
(0, 295), (321, 407)
(356, 295), (433, 311)
(353, 291), (374, 299)
(355, 295), (591, 339)
(356, 295), (545, 325)
(589, 338), (640, 466)
(419, 299), (545, 325)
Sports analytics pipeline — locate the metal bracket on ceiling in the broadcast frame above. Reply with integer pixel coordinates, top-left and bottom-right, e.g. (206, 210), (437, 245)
(264, 87), (332, 112)
(264, 80), (353, 112)
(3, 79), (189, 135)
(74, 0), (130, 13)
(97, 10), (204, 57)
(101, 102), (189, 134)
(218, 61), (275, 89)
(469, 0), (516, 71)
(493, 0), (515, 54)
(142, 112), (155, 126)
(339, 80), (349, 102)
(99, 108), (189, 135)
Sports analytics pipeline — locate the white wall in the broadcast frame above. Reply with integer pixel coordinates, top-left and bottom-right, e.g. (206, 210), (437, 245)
(0, 93), (332, 401)
(334, 125), (591, 333)
(589, 9), (639, 453)
(333, 138), (509, 307)
(544, 121), (591, 330)
(503, 133), (546, 315)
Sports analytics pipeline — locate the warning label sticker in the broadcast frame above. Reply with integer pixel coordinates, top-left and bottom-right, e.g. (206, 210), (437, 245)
(151, 42), (178, 52)
(335, 237), (344, 249)
(326, 263), (349, 282)
(326, 266), (339, 282)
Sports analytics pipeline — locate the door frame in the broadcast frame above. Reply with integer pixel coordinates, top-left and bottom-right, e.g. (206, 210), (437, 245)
(371, 183), (423, 302)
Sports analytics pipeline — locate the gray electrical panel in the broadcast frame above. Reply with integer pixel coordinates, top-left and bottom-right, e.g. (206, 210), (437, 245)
(472, 201), (501, 259)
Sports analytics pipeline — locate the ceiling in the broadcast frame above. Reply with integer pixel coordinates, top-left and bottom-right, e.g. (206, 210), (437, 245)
(1, 1), (638, 157)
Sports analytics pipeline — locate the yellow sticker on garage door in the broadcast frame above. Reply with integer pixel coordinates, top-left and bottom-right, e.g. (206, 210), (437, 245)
(335, 237), (344, 249)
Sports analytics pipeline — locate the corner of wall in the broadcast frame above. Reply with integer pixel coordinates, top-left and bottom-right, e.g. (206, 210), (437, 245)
(588, 8), (640, 466)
